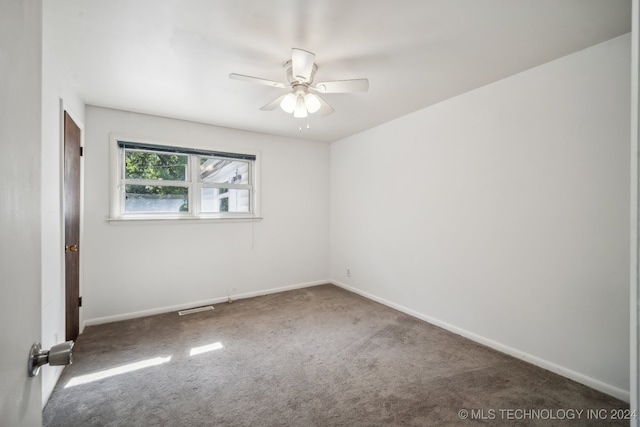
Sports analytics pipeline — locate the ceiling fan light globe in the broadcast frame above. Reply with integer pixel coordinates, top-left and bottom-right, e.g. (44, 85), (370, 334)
(280, 93), (297, 113)
(294, 96), (308, 118)
(304, 93), (321, 113)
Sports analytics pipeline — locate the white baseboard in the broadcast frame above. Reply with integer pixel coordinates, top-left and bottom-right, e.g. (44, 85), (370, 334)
(331, 280), (630, 403)
(83, 280), (329, 328)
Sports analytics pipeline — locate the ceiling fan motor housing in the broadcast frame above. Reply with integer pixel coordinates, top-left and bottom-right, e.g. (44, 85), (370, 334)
(284, 60), (318, 85)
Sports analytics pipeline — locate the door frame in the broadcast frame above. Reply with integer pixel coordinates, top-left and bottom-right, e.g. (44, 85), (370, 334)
(631, 0), (639, 424)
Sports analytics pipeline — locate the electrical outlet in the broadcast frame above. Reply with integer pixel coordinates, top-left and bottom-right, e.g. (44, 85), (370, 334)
(347, 268), (351, 277)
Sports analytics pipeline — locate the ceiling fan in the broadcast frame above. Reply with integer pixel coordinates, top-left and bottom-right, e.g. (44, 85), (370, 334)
(229, 48), (369, 118)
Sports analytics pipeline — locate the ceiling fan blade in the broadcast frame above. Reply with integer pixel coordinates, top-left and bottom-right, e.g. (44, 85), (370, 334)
(229, 73), (288, 89)
(313, 78), (369, 93)
(260, 94), (287, 111)
(291, 48), (315, 82)
(316, 94), (334, 117)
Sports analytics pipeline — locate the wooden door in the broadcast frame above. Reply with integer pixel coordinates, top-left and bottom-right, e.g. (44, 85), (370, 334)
(64, 111), (81, 341)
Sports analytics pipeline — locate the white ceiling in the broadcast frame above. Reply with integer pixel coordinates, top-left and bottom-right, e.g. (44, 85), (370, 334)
(44, 0), (631, 143)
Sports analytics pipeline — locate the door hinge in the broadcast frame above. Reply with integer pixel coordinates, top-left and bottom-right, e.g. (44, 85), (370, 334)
(78, 296), (82, 307)
(80, 146), (84, 157)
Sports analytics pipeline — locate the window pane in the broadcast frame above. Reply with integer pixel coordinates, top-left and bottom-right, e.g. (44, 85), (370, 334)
(201, 188), (250, 213)
(125, 150), (188, 181)
(199, 157), (249, 184)
(125, 185), (189, 213)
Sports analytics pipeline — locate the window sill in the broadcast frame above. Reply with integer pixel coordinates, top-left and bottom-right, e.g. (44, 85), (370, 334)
(107, 216), (263, 225)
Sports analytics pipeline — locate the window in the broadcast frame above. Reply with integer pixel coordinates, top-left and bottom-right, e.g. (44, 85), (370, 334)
(110, 139), (259, 220)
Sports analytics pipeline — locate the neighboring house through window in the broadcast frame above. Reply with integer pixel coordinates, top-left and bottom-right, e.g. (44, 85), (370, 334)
(110, 138), (259, 220)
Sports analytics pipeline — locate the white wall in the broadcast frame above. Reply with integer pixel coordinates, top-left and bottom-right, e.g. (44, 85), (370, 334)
(82, 106), (329, 323)
(40, 16), (85, 406)
(330, 34), (631, 399)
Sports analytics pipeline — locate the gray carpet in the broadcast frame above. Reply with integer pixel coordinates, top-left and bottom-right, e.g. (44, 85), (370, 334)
(43, 284), (628, 426)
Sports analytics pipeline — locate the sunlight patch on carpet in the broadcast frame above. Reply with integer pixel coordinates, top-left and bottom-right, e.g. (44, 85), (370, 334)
(64, 356), (172, 388)
(189, 342), (223, 356)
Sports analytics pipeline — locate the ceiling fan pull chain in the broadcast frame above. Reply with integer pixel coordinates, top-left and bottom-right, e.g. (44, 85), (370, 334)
(298, 117), (310, 133)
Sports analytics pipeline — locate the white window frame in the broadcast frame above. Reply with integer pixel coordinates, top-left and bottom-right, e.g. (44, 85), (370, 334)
(109, 135), (261, 221)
